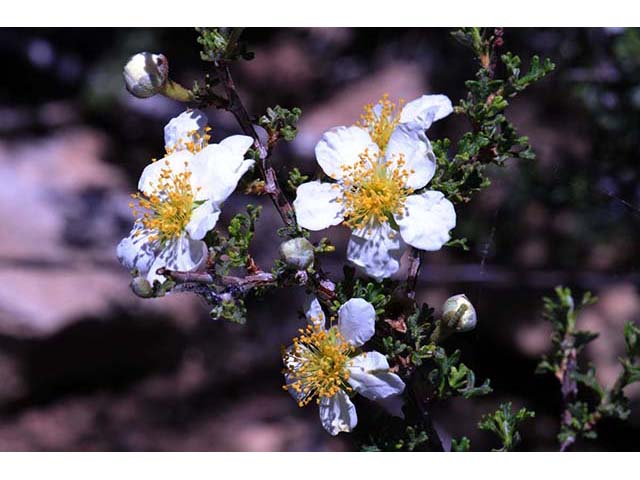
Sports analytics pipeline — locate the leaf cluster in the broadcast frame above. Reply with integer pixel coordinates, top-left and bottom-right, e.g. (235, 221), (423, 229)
(428, 347), (492, 400)
(196, 27), (254, 63)
(451, 436), (471, 452)
(536, 286), (598, 376)
(286, 167), (308, 193)
(209, 297), (248, 325)
(259, 105), (302, 143)
(380, 303), (436, 367)
(429, 28), (555, 204)
(478, 402), (535, 452)
(334, 266), (391, 315)
(537, 286), (640, 447)
(209, 205), (261, 276)
(360, 425), (430, 452)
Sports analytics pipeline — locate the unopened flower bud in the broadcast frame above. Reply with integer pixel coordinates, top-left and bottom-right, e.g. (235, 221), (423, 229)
(279, 237), (315, 270)
(442, 294), (477, 332)
(131, 276), (153, 298)
(123, 52), (168, 98)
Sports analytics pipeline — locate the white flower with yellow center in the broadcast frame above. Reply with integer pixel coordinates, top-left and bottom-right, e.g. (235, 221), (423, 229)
(294, 94), (457, 280)
(282, 297), (405, 435)
(117, 109), (255, 284)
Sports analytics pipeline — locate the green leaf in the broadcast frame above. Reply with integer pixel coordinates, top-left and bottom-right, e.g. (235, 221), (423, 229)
(210, 297), (247, 324)
(210, 205), (261, 276)
(478, 402), (535, 452)
(259, 105), (302, 142)
(451, 437), (471, 452)
(196, 27), (253, 62)
(574, 330), (600, 350)
(624, 321), (640, 358)
(286, 167), (309, 192)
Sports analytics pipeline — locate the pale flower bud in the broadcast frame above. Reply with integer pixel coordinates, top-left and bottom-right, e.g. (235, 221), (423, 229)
(123, 52), (168, 98)
(442, 294), (477, 332)
(131, 276), (153, 298)
(279, 237), (315, 270)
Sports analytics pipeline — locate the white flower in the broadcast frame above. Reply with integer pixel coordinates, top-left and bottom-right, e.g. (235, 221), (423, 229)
(282, 297), (405, 436)
(123, 52), (169, 99)
(117, 110), (255, 284)
(293, 94), (457, 280)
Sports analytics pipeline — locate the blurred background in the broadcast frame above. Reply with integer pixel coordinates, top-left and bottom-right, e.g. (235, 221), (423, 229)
(0, 27), (639, 451)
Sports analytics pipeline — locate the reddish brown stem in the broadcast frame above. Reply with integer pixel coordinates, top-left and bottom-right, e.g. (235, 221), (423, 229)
(406, 247), (423, 299)
(214, 61), (295, 227)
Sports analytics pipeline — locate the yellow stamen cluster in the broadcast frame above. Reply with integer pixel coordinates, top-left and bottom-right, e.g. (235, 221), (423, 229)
(282, 322), (354, 407)
(357, 93), (404, 152)
(165, 126), (212, 155)
(129, 160), (198, 243)
(336, 149), (413, 231)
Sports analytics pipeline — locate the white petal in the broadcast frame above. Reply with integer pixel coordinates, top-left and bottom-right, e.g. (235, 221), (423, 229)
(347, 223), (404, 280)
(220, 135), (254, 156)
(164, 109), (208, 152)
(189, 143), (254, 204)
(146, 235), (207, 284)
(138, 150), (193, 196)
(395, 191), (456, 251)
(318, 390), (357, 436)
(347, 352), (406, 401)
(116, 222), (157, 277)
(185, 200), (221, 241)
(399, 94), (453, 130)
(293, 181), (345, 231)
(385, 123), (436, 190)
(315, 126), (379, 180)
(337, 298), (376, 347)
(304, 297), (326, 328)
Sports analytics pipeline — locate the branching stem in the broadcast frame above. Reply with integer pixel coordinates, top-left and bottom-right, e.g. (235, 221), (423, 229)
(214, 61), (295, 227)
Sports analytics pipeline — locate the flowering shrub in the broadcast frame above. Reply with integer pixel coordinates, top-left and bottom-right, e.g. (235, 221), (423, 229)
(117, 27), (639, 451)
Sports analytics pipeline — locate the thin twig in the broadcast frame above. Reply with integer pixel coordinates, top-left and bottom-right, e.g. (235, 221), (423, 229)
(214, 61), (295, 227)
(159, 266), (338, 303)
(406, 247), (423, 299)
(156, 269), (214, 284)
(205, 59), (337, 299)
(159, 267), (275, 289)
(558, 340), (578, 452)
(407, 381), (444, 452)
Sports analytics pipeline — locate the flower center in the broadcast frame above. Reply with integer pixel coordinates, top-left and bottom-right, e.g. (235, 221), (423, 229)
(282, 323), (354, 407)
(337, 149), (413, 231)
(358, 94), (404, 152)
(130, 160), (198, 243)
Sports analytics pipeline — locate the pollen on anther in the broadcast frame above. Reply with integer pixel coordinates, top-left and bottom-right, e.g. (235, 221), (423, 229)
(282, 324), (353, 407)
(338, 149), (411, 232)
(128, 163), (196, 244)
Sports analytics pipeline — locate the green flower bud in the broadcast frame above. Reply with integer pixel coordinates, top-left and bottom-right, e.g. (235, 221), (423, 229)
(131, 276), (153, 298)
(442, 294), (477, 332)
(123, 52), (168, 98)
(279, 237), (315, 270)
